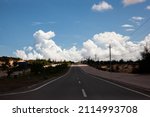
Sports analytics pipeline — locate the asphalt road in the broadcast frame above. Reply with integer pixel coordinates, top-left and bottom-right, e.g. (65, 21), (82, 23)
(0, 66), (149, 100)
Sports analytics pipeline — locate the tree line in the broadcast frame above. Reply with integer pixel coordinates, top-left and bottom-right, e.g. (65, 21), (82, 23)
(82, 46), (150, 74)
(0, 58), (70, 78)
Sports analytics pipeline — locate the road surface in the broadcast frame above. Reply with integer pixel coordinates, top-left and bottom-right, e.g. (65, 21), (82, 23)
(0, 66), (149, 100)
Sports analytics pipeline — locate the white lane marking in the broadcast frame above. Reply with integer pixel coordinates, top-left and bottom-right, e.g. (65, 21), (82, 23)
(82, 89), (87, 98)
(0, 67), (72, 96)
(78, 81), (81, 84)
(79, 67), (150, 98)
(89, 73), (150, 98)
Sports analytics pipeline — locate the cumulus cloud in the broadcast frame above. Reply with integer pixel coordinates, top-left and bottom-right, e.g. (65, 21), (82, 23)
(92, 1), (113, 12)
(15, 30), (150, 62)
(122, 0), (146, 6)
(82, 32), (150, 61)
(15, 30), (82, 62)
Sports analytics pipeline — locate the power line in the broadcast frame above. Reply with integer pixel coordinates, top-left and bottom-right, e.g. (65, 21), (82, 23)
(129, 16), (150, 37)
(135, 24), (150, 41)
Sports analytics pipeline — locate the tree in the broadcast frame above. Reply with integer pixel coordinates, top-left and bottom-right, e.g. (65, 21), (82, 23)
(139, 46), (150, 73)
(30, 62), (44, 74)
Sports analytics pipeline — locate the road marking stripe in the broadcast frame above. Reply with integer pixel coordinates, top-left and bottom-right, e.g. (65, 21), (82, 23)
(89, 74), (150, 98)
(82, 89), (87, 98)
(0, 67), (72, 96)
(79, 67), (150, 98)
(81, 67), (150, 98)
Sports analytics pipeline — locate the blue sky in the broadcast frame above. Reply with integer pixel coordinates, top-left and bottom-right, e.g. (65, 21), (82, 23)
(0, 0), (150, 58)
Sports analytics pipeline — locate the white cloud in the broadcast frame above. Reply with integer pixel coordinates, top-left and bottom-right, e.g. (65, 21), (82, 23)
(27, 46), (33, 51)
(81, 40), (99, 59)
(33, 30), (55, 40)
(122, 24), (134, 28)
(15, 30), (82, 62)
(146, 5), (150, 10)
(15, 30), (150, 62)
(125, 28), (135, 31)
(130, 16), (144, 25)
(132, 16), (144, 21)
(122, 24), (135, 32)
(92, 1), (113, 12)
(82, 32), (145, 61)
(16, 50), (28, 60)
(122, 0), (146, 6)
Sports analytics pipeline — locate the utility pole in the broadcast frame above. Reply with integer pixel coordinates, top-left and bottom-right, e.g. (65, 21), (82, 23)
(95, 54), (97, 62)
(109, 44), (111, 72)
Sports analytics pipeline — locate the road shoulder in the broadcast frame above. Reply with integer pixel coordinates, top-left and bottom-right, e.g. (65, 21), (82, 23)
(79, 64), (150, 95)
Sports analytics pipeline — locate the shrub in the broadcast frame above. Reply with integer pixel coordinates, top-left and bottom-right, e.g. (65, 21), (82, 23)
(30, 62), (44, 74)
(139, 47), (150, 73)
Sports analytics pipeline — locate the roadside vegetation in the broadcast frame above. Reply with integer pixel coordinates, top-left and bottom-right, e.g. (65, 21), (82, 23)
(82, 59), (139, 73)
(82, 46), (150, 74)
(139, 46), (150, 73)
(0, 58), (71, 93)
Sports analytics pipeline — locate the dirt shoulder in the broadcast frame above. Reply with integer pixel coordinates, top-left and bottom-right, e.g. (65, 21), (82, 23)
(79, 64), (150, 92)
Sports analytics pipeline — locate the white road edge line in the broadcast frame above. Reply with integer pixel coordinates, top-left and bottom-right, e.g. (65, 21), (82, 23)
(80, 68), (150, 98)
(79, 67), (150, 98)
(90, 74), (150, 98)
(82, 89), (87, 98)
(0, 67), (72, 96)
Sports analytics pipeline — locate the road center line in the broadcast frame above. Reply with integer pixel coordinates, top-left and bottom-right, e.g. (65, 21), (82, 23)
(82, 89), (87, 98)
